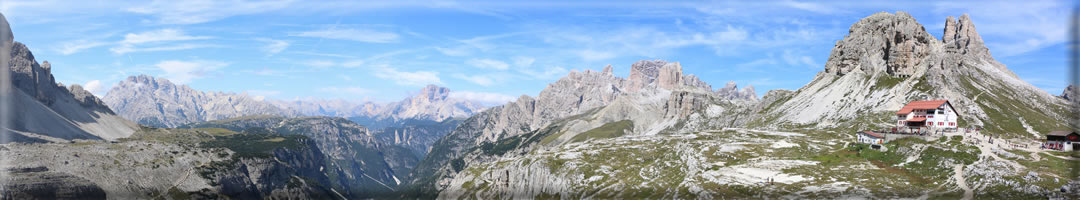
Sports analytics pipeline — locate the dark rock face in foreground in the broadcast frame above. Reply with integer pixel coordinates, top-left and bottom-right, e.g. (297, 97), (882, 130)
(1, 167), (106, 200)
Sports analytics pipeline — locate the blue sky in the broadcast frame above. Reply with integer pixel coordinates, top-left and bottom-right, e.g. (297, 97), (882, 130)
(0, 0), (1072, 104)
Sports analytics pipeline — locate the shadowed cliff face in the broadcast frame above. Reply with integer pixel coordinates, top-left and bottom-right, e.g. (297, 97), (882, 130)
(1, 12), (12, 144)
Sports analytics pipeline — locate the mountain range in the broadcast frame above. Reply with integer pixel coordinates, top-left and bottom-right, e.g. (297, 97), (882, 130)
(104, 76), (485, 129)
(1, 10), (1076, 199)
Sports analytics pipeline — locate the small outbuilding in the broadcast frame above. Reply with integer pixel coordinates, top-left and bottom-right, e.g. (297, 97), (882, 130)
(1045, 130), (1080, 151)
(856, 131), (889, 151)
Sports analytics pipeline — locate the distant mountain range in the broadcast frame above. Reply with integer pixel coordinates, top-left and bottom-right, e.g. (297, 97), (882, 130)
(103, 76), (485, 128)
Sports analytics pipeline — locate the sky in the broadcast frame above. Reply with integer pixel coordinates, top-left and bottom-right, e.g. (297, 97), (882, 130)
(0, 0), (1073, 105)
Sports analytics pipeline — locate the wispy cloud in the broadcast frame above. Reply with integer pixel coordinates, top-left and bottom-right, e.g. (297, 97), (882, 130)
(453, 73), (497, 86)
(127, 0), (296, 24)
(372, 64), (442, 86)
(466, 58), (510, 70)
(577, 50), (615, 61)
(245, 89), (282, 101)
(292, 28), (400, 43)
(119, 29), (212, 44)
(301, 59), (365, 68)
(58, 40), (109, 55)
(782, 50), (818, 69)
(110, 29), (215, 54)
(154, 60), (227, 84)
(111, 44), (220, 55)
(256, 38), (289, 56)
(780, 0), (839, 14)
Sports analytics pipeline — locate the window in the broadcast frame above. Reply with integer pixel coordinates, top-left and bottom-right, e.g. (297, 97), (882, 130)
(949, 122), (955, 126)
(938, 122), (944, 126)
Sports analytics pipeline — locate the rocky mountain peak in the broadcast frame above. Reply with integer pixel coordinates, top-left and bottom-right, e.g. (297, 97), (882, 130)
(627, 59), (668, 92)
(823, 11), (933, 77)
(716, 81), (757, 101)
(656, 62), (683, 90)
(602, 64), (613, 75)
(1063, 85), (1075, 101)
(418, 84), (451, 102)
(944, 14), (990, 57)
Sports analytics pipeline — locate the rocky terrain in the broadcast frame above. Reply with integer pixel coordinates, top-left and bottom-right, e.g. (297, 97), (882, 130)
(2, 13), (137, 143)
(1, 126), (344, 199)
(180, 115), (423, 197)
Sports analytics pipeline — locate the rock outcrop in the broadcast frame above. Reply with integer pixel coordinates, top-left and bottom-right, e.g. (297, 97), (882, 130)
(823, 12), (932, 77)
(716, 81), (757, 101)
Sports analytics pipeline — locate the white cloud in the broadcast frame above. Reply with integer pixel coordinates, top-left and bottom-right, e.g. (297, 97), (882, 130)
(58, 40), (108, 55)
(154, 60), (227, 84)
(734, 58), (779, 72)
(435, 46), (470, 56)
(512, 56), (535, 67)
(518, 66), (568, 80)
(305, 60), (337, 68)
(110, 29), (214, 54)
(257, 38), (289, 55)
(782, 50), (818, 68)
(341, 60), (365, 68)
(292, 28), (400, 43)
(302, 60), (365, 68)
(110, 44), (218, 55)
(119, 29), (212, 44)
(578, 50), (615, 61)
(450, 91), (516, 105)
(83, 80), (105, 96)
(245, 90), (281, 101)
(780, 0), (838, 14)
(453, 73), (496, 86)
(466, 58), (509, 70)
(372, 65), (442, 86)
(127, 0), (296, 24)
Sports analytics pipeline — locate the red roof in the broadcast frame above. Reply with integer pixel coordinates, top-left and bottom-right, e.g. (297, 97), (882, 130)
(896, 100), (949, 115)
(862, 131), (884, 138)
(907, 117), (927, 122)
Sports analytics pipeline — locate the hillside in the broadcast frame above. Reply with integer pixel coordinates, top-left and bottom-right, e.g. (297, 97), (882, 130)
(2, 13), (137, 142)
